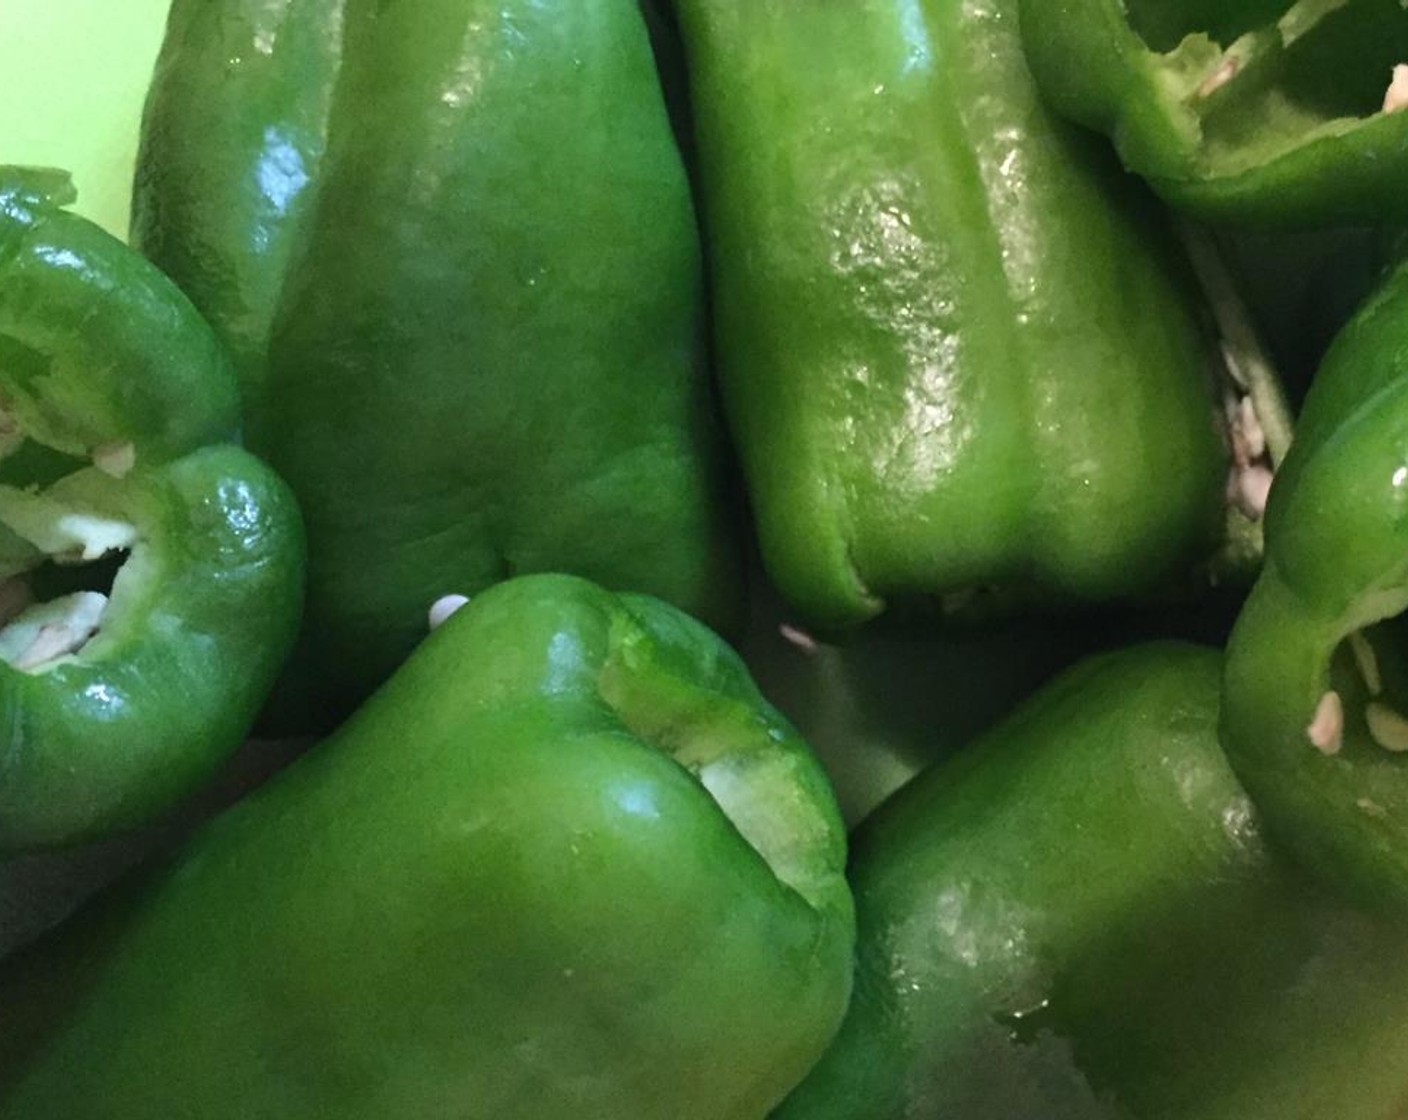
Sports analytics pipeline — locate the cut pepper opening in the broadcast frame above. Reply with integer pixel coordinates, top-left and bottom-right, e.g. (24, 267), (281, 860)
(1313, 596), (1408, 760)
(1129, 0), (1408, 175)
(0, 589), (109, 672)
(0, 415), (140, 673)
(597, 629), (840, 917)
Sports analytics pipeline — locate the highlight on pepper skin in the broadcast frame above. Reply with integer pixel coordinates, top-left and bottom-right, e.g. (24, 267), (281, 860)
(0, 167), (304, 853)
(5, 1), (1408, 1118)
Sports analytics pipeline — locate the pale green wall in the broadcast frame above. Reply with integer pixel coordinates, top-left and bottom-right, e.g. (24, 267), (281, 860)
(0, 0), (171, 240)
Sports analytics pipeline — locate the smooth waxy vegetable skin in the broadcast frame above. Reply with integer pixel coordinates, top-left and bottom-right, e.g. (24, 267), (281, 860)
(135, 0), (738, 730)
(0, 575), (854, 1120)
(1018, 0), (1408, 227)
(674, 0), (1226, 630)
(1223, 257), (1408, 914)
(778, 644), (1408, 1119)
(0, 167), (304, 852)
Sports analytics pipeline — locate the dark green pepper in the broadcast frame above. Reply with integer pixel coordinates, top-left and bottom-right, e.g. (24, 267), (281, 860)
(736, 572), (1109, 825)
(672, 0), (1228, 631)
(134, 0), (738, 729)
(778, 643), (1408, 1119)
(0, 574), (853, 1119)
(1223, 255), (1408, 913)
(0, 167), (304, 852)
(1018, 0), (1408, 228)
(1220, 225), (1405, 403)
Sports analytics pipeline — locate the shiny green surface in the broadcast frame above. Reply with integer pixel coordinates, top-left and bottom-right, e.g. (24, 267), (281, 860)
(133, 0), (340, 421)
(1223, 257), (1408, 912)
(675, 0), (1224, 630)
(1019, 0), (1408, 228)
(778, 644), (1408, 1119)
(0, 170), (304, 851)
(134, 0), (737, 729)
(0, 170), (237, 464)
(0, 575), (853, 1120)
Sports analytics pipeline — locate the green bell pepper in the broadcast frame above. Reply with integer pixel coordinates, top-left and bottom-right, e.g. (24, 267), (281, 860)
(0, 167), (304, 852)
(0, 574), (853, 1119)
(1223, 255), (1408, 913)
(777, 643), (1408, 1119)
(1018, 0), (1408, 228)
(133, 0), (738, 729)
(672, 0), (1229, 631)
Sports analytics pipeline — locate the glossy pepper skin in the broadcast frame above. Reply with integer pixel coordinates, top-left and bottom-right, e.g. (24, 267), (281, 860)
(1223, 257), (1408, 913)
(0, 168), (304, 852)
(776, 644), (1408, 1120)
(0, 574), (854, 1120)
(1018, 0), (1408, 228)
(134, 0), (737, 728)
(672, 0), (1225, 631)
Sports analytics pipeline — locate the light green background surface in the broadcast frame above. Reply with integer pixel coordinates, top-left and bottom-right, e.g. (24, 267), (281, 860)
(0, 0), (171, 240)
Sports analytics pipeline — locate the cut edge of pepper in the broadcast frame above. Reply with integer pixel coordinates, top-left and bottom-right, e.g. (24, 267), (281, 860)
(597, 601), (851, 927)
(0, 471), (145, 675)
(1135, 0), (1408, 180)
(1178, 220), (1295, 586)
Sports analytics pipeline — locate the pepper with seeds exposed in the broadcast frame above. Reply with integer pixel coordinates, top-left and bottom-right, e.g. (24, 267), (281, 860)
(1018, 0), (1408, 227)
(1223, 253), (1408, 914)
(0, 167), (304, 852)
